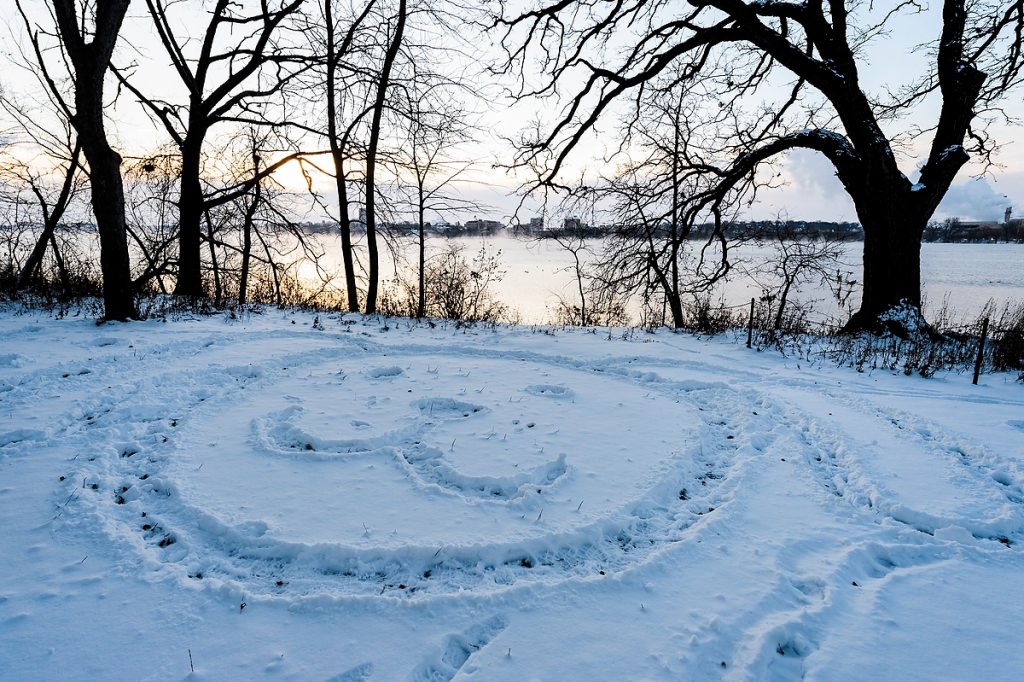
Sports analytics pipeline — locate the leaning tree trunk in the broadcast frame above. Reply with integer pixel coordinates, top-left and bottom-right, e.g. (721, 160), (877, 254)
(17, 141), (81, 291)
(86, 143), (137, 321)
(19, 223), (58, 290)
(51, 0), (137, 321)
(76, 91), (136, 321)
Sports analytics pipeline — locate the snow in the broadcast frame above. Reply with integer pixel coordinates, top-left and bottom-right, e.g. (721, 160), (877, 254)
(1, 307), (1022, 680)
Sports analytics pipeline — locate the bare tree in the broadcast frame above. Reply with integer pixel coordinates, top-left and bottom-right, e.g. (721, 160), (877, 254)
(15, 0), (138, 320)
(323, 0), (385, 312)
(391, 89), (483, 318)
(290, 0), (381, 312)
(115, 0), (305, 298)
(493, 1), (1024, 331)
(289, 0), (409, 314)
(363, 0), (408, 314)
(121, 150), (185, 295)
(575, 80), (739, 328)
(0, 86), (84, 292)
(292, 0), (485, 315)
(202, 126), (332, 307)
(545, 230), (628, 326)
(755, 222), (851, 334)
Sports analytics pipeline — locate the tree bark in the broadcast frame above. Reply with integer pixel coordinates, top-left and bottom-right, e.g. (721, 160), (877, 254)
(364, 0), (407, 314)
(844, 201), (927, 332)
(417, 184), (426, 318)
(51, 0), (137, 321)
(86, 144), (137, 320)
(174, 137), (206, 297)
(325, 0), (363, 313)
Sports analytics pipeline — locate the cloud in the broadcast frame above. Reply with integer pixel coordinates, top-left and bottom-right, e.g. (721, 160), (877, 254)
(935, 177), (1015, 222)
(744, 148), (857, 220)
(746, 150), (1024, 223)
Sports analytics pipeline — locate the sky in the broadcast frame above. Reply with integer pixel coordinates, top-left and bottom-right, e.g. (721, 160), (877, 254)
(752, 149), (1024, 224)
(1, 1), (1022, 224)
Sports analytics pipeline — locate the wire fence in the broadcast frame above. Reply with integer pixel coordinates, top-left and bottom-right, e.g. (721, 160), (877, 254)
(715, 295), (1024, 382)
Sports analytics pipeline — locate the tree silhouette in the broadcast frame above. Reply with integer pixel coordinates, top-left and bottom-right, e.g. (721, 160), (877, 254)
(494, 0), (1024, 330)
(16, 0), (138, 320)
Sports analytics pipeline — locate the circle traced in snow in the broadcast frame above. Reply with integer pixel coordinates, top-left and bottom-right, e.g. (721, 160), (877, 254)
(172, 353), (694, 550)
(75, 339), (740, 600)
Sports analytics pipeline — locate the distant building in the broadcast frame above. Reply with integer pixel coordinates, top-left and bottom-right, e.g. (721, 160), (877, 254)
(351, 207), (366, 230)
(464, 219), (503, 233)
(563, 217), (582, 231)
(529, 217), (544, 232)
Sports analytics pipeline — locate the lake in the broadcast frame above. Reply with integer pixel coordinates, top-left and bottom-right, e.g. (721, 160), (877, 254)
(303, 234), (1024, 326)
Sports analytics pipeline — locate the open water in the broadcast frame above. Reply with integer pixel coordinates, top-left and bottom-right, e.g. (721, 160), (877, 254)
(304, 235), (1024, 325)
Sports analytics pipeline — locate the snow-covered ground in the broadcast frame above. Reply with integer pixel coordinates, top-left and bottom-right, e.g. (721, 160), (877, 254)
(1, 307), (1022, 680)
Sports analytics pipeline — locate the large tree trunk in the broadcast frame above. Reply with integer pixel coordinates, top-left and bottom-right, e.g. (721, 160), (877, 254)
(174, 138), (206, 297)
(843, 189), (928, 332)
(86, 143), (137, 321)
(51, 0), (137, 321)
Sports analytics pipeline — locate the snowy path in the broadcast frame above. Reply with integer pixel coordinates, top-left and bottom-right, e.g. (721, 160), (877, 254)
(1, 310), (1022, 680)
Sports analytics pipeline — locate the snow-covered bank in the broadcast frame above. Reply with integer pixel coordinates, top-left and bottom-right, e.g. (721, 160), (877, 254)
(1, 308), (1022, 680)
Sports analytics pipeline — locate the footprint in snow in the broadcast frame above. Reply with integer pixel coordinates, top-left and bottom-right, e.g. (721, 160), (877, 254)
(326, 662), (374, 682)
(367, 366), (404, 379)
(407, 615), (508, 682)
(413, 397), (486, 418)
(525, 384), (575, 399)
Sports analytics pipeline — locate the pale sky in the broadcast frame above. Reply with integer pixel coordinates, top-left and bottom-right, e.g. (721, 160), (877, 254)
(1, 1), (1021, 224)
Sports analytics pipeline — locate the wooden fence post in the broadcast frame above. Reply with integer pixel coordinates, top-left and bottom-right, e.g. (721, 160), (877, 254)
(973, 317), (989, 385)
(747, 298), (755, 349)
